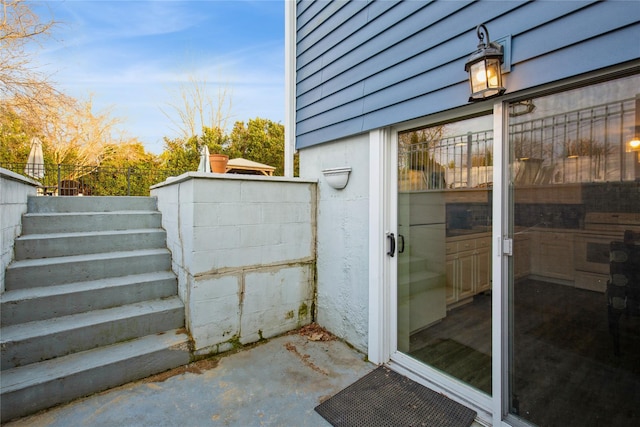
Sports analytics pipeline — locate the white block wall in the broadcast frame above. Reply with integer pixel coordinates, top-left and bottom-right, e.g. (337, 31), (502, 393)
(299, 134), (371, 353)
(0, 168), (39, 293)
(152, 173), (317, 354)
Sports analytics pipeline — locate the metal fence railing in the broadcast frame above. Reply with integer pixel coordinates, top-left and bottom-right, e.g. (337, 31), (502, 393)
(398, 130), (494, 191)
(0, 163), (189, 196)
(509, 97), (638, 184)
(397, 97), (638, 191)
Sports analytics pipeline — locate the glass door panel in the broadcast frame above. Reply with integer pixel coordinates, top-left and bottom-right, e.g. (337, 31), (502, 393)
(397, 115), (493, 395)
(508, 74), (640, 426)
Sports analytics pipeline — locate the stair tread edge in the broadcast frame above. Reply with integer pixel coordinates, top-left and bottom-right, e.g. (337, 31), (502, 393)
(16, 229), (166, 240)
(6, 248), (171, 268)
(1, 297), (184, 341)
(1, 330), (189, 392)
(0, 271), (177, 303)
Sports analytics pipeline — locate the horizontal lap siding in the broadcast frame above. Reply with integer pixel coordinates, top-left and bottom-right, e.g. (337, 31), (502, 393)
(295, 0), (640, 149)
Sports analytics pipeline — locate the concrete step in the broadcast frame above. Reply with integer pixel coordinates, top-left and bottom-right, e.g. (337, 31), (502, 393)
(20, 211), (162, 234)
(0, 194), (190, 423)
(4, 249), (172, 291)
(27, 196), (158, 213)
(0, 272), (178, 326)
(1, 296), (184, 369)
(14, 229), (167, 259)
(0, 329), (191, 423)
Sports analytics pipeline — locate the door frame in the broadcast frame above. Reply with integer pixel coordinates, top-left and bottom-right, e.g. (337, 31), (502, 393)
(367, 102), (508, 425)
(367, 65), (640, 427)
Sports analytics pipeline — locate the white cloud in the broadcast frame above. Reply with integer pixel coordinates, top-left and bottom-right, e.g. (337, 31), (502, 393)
(31, 0), (284, 154)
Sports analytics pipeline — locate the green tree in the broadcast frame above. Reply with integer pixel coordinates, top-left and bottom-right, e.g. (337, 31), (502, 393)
(201, 125), (230, 155)
(0, 105), (33, 163)
(91, 141), (161, 196)
(158, 126), (231, 175)
(1, 1), (146, 180)
(228, 118), (285, 175)
(157, 118), (289, 177)
(158, 135), (201, 172)
(0, 0), (60, 166)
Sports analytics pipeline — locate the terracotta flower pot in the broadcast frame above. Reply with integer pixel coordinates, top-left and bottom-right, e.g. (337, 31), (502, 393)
(210, 154), (229, 173)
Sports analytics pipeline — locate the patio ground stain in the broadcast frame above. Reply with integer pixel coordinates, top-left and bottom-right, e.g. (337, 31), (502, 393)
(5, 325), (375, 427)
(142, 357), (220, 383)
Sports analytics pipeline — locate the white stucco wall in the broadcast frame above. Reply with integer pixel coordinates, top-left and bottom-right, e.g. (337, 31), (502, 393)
(0, 168), (39, 293)
(299, 134), (370, 353)
(151, 173), (317, 355)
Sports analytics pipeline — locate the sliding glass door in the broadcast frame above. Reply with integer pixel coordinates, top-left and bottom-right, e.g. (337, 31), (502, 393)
(396, 114), (494, 395)
(507, 74), (640, 427)
(387, 71), (639, 426)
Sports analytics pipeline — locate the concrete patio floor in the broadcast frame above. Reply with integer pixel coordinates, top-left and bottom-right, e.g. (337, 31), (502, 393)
(5, 329), (375, 427)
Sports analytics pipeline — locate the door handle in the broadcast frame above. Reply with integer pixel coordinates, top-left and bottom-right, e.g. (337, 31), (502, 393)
(398, 234), (405, 254)
(387, 233), (396, 257)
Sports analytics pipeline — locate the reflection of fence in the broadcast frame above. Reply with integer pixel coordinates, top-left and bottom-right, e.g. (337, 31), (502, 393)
(0, 163), (188, 196)
(399, 130), (493, 191)
(509, 97), (638, 184)
(399, 96), (639, 191)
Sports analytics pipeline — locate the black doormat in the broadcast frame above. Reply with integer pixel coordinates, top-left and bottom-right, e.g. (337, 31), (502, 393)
(315, 366), (477, 427)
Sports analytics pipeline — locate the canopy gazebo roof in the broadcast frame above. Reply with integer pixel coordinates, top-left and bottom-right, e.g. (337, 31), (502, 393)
(226, 158), (275, 176)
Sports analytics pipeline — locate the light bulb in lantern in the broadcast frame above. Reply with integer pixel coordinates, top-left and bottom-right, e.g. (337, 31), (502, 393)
(487, 66), (499, 87)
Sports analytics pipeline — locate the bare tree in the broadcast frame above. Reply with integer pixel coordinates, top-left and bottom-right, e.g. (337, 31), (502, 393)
(0, 0), (69, 128)
(43, 95), (123, 168)
(161, 74), (233, 140)
(1, 1), (139, 173)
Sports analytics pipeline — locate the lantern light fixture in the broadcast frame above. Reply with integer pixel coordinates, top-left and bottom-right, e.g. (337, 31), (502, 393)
(627, 94), (640, 152)
(465, 24), (506, 102)
(629, 137), (640, 151)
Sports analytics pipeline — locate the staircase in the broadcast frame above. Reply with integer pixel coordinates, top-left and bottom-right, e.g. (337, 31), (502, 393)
(1, 196), (191, 423)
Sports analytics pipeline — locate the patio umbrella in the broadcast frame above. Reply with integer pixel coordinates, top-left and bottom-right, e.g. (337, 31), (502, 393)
(197, 144), (211, 173)
(24, 137), (45, 179)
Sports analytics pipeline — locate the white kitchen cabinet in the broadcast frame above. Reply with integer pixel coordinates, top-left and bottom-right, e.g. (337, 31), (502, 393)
(530, 231), (574, 282)
(446, 254), (457, 305)
(457, 251), (475, 300)
(446, 234), (492, 308)
(476, 245), (492, 293)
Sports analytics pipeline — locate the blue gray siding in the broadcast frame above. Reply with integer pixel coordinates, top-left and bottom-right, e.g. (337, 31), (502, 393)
(295, 0), (640, 149)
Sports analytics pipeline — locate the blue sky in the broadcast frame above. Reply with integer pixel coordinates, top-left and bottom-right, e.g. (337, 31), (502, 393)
(32, 0), (285, 154)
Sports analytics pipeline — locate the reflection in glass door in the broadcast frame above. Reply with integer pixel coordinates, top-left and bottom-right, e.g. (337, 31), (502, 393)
(508, 74), (640, 426)
(397, 115), (493, 394)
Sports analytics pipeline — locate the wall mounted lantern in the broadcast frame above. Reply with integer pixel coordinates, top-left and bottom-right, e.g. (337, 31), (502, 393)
(465, 24), (506, 102)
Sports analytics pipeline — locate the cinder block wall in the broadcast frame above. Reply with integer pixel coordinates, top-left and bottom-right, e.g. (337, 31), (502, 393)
(152, 173), (317, 355)
(0, 168), (39, 293)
